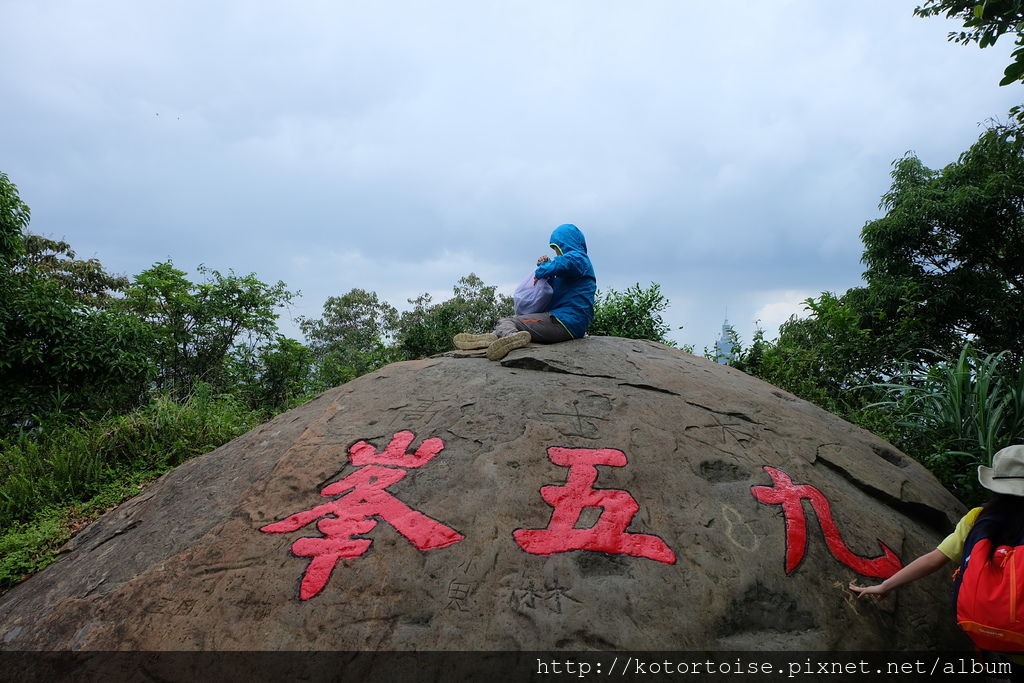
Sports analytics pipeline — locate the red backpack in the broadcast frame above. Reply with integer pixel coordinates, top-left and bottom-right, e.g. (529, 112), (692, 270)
(953, 513), (1024, 651)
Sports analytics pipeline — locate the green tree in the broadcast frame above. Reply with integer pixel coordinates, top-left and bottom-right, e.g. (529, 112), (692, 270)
(588, 282), (675, 344)
(300, 288), (399, 386)
(1, 276), (153, 431)
(871, 345), (1024, 503)
(745, 126), (1024, 409)
(859, 126), (1024, 360)
(732, 127), (1024, 503)
(0, 176), (152, 432)
(229, 336), (315, 412)
(396, 274), (513, 359)
(745, 126), (1024, 408)
(16, 234), (130, 308)
(915, 0), (1024, 88)
(121, 261), (296, 398)
(736, 292), (881, 415)
(0, 172), (29, 264)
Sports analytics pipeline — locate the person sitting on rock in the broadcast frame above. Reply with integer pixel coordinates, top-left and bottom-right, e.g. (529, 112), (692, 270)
(454, 223), (596, 361)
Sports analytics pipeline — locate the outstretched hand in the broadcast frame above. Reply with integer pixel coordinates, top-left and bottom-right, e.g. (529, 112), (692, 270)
(848, 582), (890, 600)
(537, 255), (551, 265)
(846, 549), (949, 602)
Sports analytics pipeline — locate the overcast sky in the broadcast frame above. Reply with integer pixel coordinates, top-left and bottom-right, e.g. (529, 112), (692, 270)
(3, 1), (1020, 351)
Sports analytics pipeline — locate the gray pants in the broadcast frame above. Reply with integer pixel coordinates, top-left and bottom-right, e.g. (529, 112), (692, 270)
(494, 314), (574, 344)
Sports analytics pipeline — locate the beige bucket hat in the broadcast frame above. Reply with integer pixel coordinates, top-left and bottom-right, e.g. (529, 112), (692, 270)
(978, 445), (1024, 496)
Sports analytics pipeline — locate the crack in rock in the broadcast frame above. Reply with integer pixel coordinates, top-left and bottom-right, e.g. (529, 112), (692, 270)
(502, 356), (681, 397)
(90, 520), (142, 551)
(82, 577), (107, 598)
(815, 457), (951, 534)
(500, 356), (617, 379)
(618, 382), (680, 396)
(684, 400), (760, 424)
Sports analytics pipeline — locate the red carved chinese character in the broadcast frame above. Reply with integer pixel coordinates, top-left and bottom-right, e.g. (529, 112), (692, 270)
(261, 431), (464, 600)
(348, 429), (444, 468)
(751, 466), (902, 578)
(513, 447), (676, 564)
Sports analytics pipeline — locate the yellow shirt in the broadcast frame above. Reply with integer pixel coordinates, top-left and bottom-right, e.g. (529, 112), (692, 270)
(937, 507), (984, 562)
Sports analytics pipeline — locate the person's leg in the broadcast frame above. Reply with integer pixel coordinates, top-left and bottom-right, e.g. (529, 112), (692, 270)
(453, 316), (527, 349)
(493, 318), (521, 338)
(486, 314), (573, 360)
(453, 332), (498, 349)
(505, 314), (573, 344)
(457, 314), (573, 356)
(486, 331), (531, 360)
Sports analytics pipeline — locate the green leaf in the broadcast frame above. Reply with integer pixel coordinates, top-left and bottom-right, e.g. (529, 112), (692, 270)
(999, 59), (1024, 84)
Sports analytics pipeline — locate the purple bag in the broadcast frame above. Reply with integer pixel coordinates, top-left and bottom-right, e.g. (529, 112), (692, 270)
(513, 273), (553, 315)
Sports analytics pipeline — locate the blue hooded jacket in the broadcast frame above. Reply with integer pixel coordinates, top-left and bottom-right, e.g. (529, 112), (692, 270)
(533, 224), (596, 338)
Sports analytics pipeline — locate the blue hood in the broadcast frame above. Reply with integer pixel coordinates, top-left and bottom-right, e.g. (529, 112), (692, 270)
(550, 223), (588, 257)
(533, 223), (597, 338)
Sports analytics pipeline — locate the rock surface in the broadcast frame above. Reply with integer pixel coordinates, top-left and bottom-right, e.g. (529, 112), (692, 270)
(0, 337), (967, 650)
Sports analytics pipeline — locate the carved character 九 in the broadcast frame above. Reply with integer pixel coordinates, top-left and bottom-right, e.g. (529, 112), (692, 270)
(751, 465), (903, 578)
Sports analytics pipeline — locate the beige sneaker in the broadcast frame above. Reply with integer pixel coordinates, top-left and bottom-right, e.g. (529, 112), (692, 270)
(486, 331), (531, 361)
(453, 332), (498, 350)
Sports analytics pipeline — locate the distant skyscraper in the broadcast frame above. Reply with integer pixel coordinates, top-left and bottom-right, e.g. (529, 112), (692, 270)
(715, 319), (735, 364)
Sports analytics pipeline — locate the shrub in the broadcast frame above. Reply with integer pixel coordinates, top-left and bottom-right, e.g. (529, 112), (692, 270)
(870, 345), (1024, 503)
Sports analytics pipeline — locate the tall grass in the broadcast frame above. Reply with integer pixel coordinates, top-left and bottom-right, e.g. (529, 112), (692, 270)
(0, 388), (262, 589)
(0, 388), (259, 528)
(871, 345), (1024, 503)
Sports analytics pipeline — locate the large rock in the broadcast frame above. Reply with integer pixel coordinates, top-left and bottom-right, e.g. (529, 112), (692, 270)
(0, 337), (966, 650)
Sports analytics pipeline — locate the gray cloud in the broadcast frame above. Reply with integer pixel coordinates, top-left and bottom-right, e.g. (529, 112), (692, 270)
(2, 0), (1020, 350)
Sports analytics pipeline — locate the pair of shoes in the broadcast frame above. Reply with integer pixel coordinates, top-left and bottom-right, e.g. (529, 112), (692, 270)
(454, 332), (498, 350)
(486, 331), (531, 361)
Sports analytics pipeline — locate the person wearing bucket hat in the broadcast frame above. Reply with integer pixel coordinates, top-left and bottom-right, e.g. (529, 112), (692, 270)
(978, 445), (1024, 497)
(849, 445), (1024, 673)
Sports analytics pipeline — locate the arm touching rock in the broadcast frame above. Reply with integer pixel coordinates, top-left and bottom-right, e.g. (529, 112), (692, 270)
(848, 549), (950, 600)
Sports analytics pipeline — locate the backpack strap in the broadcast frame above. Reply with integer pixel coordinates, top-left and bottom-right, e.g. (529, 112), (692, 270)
(952, 511), (1003, 605)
